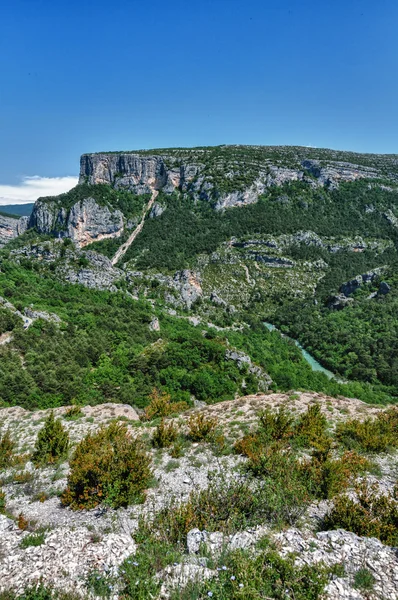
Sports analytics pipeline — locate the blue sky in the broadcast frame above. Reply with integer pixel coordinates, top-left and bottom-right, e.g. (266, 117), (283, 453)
(0, 0), (397, 202)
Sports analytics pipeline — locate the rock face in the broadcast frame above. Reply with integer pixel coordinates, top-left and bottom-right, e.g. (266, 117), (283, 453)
(30, 198), (124, 247)
(302, 159), (379, 189)
(79, 148), (391, 211)
(24, 308), (61, 324)
(3, 145), (396, 250)
(67, 198), (124, 247)
(0, 214), (28, 247)
(328, 268), (392, 309)
(340, 268), (383, 297)
(225, 349), (272, 391)
(60, 251), (122, 290)
(79, 153), (199, 196)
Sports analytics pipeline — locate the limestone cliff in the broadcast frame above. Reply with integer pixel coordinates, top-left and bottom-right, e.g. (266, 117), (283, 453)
(79, 146), (396, 210)
(30, 197), (124, 247)
(5, 145), (398, 250)
(0, 214), (29, 247)
(79, 153), (199, 195)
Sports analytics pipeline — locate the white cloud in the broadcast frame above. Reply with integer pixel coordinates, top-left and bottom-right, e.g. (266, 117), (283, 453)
(0, 176), (78, 205)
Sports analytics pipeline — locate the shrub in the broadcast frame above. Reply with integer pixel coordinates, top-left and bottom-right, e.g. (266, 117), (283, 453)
(17, 513), (29, 530)
(64, 405), (83, 420)
(0, 587), (53, 600)
(258, 407), (294, 442)
(336, 408), (398, 453)
(152, 418), (178, 448)
(187, 412), (217, 441)
(141, 389), (188, 422)
(235, 408), (294, 459)
(236, 405), (328, 461)
(236, 407), (371, 502)
(61, 422), (152, 509)
(323, 482), (398, 545)
(170, 438), (184, 458)
(86, 570), (113, 598)
(295, 404), (329, 450)
(13, 471), (34, 484)
(300, 448), (371, 500)
(31, 412), (69, 467)
(234, 432), (265, 461)
(0, 429), (15, 469)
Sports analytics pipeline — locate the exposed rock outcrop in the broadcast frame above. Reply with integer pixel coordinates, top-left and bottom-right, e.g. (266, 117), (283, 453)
(302, 159), (379, 189)
(30, 198), (124, 248)
(328, 268), (391, 309)
(327, 294), (355, 310)
(24, 308), (61, 324)
(79, 153), (199, 196)
(60, 251), (122, 291)
(340, 268), (384, 297)
(79, 148), (390, 211)
(225, 349), (272, 390)
(10, 241), (123, 292)
(0, 214), (28, 247)
(378, 281), (391, 295)
(67, 198), (124, 247)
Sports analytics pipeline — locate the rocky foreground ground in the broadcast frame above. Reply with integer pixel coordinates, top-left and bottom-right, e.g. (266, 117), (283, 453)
(0, 392), (397, 599)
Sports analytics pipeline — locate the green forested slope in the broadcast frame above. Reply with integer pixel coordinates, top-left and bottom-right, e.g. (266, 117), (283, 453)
(0, 258), (390, 409)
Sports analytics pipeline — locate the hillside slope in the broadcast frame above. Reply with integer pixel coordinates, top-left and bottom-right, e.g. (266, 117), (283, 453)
(1, 145), (397, 407)
(0, 393), (397, 599)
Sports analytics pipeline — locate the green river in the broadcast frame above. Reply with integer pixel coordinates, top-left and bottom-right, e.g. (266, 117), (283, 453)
(263, 322), (341, 381)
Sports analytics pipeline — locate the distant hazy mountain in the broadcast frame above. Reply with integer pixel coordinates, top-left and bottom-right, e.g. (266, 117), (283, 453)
(0, 203), (34, 217)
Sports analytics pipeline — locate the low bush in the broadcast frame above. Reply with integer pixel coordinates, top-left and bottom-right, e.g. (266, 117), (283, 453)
(300, 448), (371, 500)
(258, 407), (294, 442)
(119, 536), (181, 599)
(294, 404), (329, 450)
(336, 408), (398, 453)
(187, 412), (217, 441)
(63, 405), (83, 420)
(234, 432), (265, 461)
(61, 422), (152, 509)
(86, 569), (113, 598)
(236, 405), (330, 462)
(323, 482), (398, 545)
(152, 418), (178, 448)
(141, 389), (188, 422)
(241, 431), (370, 502)
(170, 545), (329, 600)
(0, 429), (15, 469)
(170, 438), (184, 458)
(20, 530), (46, 548)
(13, 470), (34, 484)
(31, 412), (69, 467)
(353, 568), (375, 592)
(151, 473), (310, 546)
(234, 407), (294, 460)
(0, 486), (5, 513)
(17, 513), (29, 530)
(0, 585), (80, 600)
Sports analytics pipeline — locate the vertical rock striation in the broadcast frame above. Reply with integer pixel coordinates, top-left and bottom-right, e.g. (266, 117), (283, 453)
(0, 215), (29, 247)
